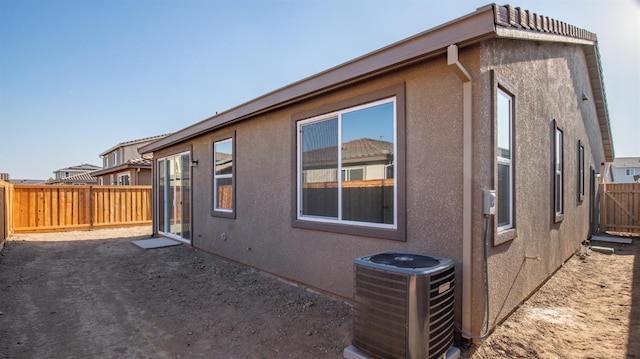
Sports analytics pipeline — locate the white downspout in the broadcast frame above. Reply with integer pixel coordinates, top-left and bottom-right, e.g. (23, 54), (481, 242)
(447, 44), (474, 338)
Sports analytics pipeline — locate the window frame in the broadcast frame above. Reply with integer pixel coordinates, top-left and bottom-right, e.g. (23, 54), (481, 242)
(626, 168), (636, 176)
(492, 71), (517, 245)
(578, 140), (585, 202)
(291, 84), (406, 241)
(297, 97), (396, 227)
(553, 120), (564, 222)
(117, 172), (130, 186)
(212, 132), (236, 219)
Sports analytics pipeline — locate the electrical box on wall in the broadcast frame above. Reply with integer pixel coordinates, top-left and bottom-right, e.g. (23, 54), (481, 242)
(483, 190), (496, 216)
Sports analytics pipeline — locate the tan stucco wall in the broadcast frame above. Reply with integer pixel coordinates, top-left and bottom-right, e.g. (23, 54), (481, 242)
(152, 38), (605, 337)
(154, 52), (472, 304)
(472, 38), (606, 333)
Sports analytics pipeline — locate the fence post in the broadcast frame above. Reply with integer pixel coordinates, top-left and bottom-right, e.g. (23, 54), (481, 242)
(89, 185), (94, 230)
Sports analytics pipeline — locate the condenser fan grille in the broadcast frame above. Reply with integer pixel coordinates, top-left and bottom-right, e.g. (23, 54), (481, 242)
(369, 252), (440, 268)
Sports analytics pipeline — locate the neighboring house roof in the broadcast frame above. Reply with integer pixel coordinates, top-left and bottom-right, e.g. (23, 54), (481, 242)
(99, 134), (170, 157)
(48, 172), (97, 184)
(55, 163), (102, 172)
(611, 157), (640, 168)
(139, 4), (614, 162)
(343, 138), (393, 161)
(91, 156), (153, 177)
(303, 138), (393, 167)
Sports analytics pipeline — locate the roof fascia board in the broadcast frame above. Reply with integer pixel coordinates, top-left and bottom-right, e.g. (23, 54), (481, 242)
(583, 44), (614, 162)
(140, 6), (496, 154)
(91, 162), (149, 176)
(100, 134), (169, 156)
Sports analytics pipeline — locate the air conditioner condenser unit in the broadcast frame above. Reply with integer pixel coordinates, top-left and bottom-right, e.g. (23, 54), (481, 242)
(348, 252), (456, 359)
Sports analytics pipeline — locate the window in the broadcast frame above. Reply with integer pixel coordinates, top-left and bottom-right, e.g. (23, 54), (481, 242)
(496, 88), (514, 231)
(578, 141), (585, 202)
(554, 122), (564, 222)
(114, 151), (119, 165)
(213, 136), (234, 217)
(297, 97), (396, 228)
(118, 173), (130, 186)
(626, 168), (636, 176)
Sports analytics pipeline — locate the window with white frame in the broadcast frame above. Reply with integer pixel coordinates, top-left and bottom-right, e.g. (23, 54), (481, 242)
(118, 173), (130, 186)
(496, 88), (514, 231)
(626, 168), (636, 176)
(297, 97), (396, 228)
(213, 137), (234, 215)
(578, 141), (585, 201)
(554, 122), (564, 222)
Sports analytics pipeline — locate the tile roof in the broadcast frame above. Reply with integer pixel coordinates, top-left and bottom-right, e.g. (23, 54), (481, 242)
(126, 157), (153, 166)
(48, 172), (97, 184)
(55, 163), (102, 172)
(90, 156), (153, 176)
(303, 138), (393, 167)
(343, 138), (393, 160)
(493, 5), (596, 42)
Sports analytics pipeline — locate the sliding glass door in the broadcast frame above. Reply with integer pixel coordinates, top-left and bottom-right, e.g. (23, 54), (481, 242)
(157, 152), (191, 242)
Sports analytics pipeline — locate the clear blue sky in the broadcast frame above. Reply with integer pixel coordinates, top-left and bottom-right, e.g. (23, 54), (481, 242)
(1, 0), (638, 180)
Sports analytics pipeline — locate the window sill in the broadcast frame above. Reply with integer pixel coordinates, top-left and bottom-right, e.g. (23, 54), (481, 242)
(494, 228), (517, 246)
(554, 213), (564, 223)
(292, 219), (405, 241)
(212, 210), (235, 219)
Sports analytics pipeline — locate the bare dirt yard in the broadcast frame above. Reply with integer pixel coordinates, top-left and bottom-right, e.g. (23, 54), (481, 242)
(0, 227), (638, 359)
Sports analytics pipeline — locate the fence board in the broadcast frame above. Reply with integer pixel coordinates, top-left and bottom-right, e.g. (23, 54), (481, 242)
(11, 185), (152, 233)
(600, 183), (640, 234)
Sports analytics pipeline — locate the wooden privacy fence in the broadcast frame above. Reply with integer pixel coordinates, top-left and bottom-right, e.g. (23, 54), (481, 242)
(600, 182), (640, 234)
(11, 185), (152, 233)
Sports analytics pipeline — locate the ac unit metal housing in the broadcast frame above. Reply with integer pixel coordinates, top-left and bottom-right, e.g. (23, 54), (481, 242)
(352, 252), (455, 359)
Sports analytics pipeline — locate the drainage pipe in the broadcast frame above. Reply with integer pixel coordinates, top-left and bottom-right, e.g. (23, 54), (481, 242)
(447, 44), (474, 338)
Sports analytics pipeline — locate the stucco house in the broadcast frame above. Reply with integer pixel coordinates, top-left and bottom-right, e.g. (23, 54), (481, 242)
(92, 134), (169, 185)
(140, 4), (614, 340)
(52, 163), (101, 181)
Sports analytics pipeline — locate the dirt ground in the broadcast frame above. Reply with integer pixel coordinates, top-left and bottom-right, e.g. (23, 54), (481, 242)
(464, 233), (640, 359)
(0, 227), (638, 359)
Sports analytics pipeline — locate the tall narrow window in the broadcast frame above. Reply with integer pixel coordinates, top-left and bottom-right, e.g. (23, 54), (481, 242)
(578, 141), (585, 202)
(496, 88), (514, 231)
(213, 138), (234, 216)
(554, 123), (564, 222)
(298, 98), (396, 228)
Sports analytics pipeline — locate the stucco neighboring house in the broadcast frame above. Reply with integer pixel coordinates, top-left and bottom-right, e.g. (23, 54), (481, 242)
(93, 134), (169, 185)
(52, 163), (101, 181)
(607, 157), (640, 183)
(140, 4), (614, 341)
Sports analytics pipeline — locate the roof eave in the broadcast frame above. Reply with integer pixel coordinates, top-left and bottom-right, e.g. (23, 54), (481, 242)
(140, 4), (497, 154)
(91, 163), (151, 176)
